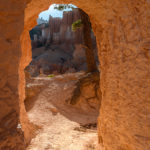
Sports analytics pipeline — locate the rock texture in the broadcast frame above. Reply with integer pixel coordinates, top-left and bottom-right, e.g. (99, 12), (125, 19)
(70, 72), (101, 113)
(0, 0), (150, 150)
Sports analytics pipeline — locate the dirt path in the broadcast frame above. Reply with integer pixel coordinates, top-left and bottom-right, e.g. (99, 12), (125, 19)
(26, 73), (99, 150)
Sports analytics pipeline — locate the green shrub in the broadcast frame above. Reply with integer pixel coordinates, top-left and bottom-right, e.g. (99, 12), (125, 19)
(72, 19), (83, 31)
(48, 74), (55, 78)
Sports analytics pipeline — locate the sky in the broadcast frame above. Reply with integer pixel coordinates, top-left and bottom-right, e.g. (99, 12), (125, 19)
(39, 4), (76, 20)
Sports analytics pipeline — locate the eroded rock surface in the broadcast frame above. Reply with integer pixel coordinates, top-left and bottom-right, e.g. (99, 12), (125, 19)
(0, 0), (150, 150)
(70, 72), (101, 113)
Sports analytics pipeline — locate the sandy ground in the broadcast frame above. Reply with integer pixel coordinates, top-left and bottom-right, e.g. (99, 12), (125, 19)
(26, 73), (99, 150)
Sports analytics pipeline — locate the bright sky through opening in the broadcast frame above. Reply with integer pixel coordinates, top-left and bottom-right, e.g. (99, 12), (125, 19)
(39, 4), (76, 20)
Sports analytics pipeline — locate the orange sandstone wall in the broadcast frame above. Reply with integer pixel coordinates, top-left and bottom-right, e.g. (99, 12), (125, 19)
(0, 0), (150, 150)
(95, 1), (150, 150)
(0, 1), (28, 149)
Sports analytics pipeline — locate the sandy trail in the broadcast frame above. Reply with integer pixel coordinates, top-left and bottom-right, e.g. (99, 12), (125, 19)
(26, 73), (99, 150)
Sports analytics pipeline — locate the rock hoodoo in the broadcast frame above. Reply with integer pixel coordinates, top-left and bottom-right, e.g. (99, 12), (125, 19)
(27, 8), (98, 76)
(0, 0), (150, 150)
(30, 8), (85, 48)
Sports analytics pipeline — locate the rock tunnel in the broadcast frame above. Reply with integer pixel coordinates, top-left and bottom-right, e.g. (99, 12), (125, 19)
(0, 0), (150, 149)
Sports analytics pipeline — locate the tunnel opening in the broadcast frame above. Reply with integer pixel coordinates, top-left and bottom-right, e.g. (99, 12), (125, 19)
(25, 4), (99, 77)
(0, 0), (149, 150)
(24, 4), (101, 150)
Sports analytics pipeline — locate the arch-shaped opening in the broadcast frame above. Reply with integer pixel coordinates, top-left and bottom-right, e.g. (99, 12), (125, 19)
(20, 1), (103, 148)
(23, 4), (101, 149)
(0, 0), (150, 150)
(26, 4), (99, 76)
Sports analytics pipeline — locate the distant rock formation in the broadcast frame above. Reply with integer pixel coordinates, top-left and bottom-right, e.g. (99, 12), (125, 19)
(30, 8), (97, 48)
(30, 8), (88, 48)
(27, 8), (98, 77)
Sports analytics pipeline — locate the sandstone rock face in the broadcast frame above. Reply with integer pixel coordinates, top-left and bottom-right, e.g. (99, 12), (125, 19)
(70, 72), (101, 114)
(60, 9), (83, 44)
(0, 0), (150, 150)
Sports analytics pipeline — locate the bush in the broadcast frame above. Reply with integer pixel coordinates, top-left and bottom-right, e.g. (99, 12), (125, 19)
(48, 74), (55, 78)
(72, 19), (83, 31)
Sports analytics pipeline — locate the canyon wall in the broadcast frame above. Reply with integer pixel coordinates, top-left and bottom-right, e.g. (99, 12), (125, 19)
(31, 8), (85, 47)
(0, 0), (150, 150)
(59, 8), (83, 44)
(0, 1), (28, 149)
(28, 8), (97, 76)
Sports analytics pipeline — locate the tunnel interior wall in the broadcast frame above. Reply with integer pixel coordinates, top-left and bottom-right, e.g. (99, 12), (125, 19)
(0, 0), (150, 150)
